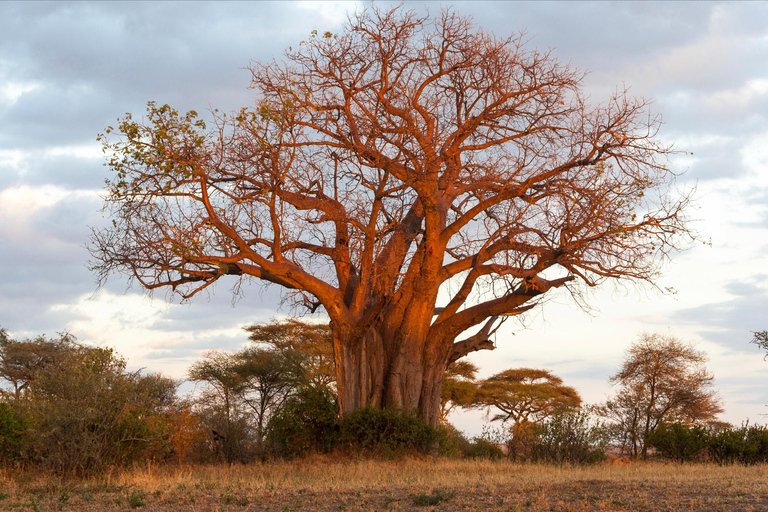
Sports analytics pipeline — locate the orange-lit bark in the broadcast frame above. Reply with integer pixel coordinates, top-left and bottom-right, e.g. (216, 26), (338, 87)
(91, 6), (692, 426)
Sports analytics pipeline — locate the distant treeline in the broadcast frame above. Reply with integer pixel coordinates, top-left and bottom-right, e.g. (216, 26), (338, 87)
(0, 324), (765, 475)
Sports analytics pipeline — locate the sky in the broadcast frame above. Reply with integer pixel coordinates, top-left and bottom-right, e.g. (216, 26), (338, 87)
(1, 1), (767, 435)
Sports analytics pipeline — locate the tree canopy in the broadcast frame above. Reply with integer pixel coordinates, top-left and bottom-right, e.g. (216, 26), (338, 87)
(440, 360), (478, 423)
(472, 368), (581, 459)
(245, 319), (335, 389)
(599, 332), (723, 458)
(473, 368), (581, 425)
(90, 5), (691, 424)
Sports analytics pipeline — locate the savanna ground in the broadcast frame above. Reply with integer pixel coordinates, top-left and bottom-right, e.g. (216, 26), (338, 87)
(2, 459), (767, 512)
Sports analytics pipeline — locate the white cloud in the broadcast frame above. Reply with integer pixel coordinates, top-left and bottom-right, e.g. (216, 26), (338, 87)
(0, 81), (41, 106)
(636, 34), (735, 89)
(0, 185), (100, 243)
(741, 130), (768, 177)
(0, 149), (26, 171)
(50, 290), (250, 377)
(0, 184), (69, 212)
(0, 145), (102, 178)
(296, 1), (361, 27)
(44, 144), (102, 160)
(704, 78), (768, 111)
(671, 133), (735, 151)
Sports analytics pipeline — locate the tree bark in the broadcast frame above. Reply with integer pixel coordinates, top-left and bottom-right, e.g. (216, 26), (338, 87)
(333, 318), (450, 427)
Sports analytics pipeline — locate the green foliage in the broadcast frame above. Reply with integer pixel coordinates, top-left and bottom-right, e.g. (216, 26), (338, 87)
(708, 423), (768, 465)
(647, 422), (709, 462)
(644, 422), (768, 465)
(0, 330), (78, 398)
(464, 437), (506, 460)
(245, 319), (335, 390)
(0, 330), (178, 474)
(438, 423), (506, 459)
(440, 360), (478, 423)
(0, 401), (30, 462)
(267, 386), (339, 457)
(528, 410), (607, 465)
(339, 405), (439, 457)
(26, 348), (176, 474)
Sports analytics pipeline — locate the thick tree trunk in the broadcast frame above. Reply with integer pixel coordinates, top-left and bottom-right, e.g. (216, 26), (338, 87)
(332, 320), (450, 427)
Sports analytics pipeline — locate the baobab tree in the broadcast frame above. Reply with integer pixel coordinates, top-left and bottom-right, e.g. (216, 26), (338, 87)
(90, 6), (691, 426)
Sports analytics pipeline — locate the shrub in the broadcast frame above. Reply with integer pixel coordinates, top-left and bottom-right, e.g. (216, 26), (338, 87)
(24, 347), (177, 474)
(647, 422), (709, 462)
(464, 437), (505, 459)
(0, 401), (30, 463)
(528, 409), (607, 465)
(339, 405), (438, 457)
(708, 423), (768, 465)
(267, 386), (339, 457)
(410, 489), (455, 506)
(435, 423), (470, 458)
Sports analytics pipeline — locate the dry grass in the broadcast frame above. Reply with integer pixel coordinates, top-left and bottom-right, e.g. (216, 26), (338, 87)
(1, 458), (767, 511)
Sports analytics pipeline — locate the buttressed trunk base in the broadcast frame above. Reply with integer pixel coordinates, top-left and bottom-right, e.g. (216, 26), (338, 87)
(333, 325), (449, 427)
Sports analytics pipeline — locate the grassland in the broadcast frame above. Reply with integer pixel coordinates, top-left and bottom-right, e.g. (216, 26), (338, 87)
(1, 458), (767, 511)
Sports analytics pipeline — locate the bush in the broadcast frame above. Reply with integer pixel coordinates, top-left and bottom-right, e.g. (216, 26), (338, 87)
(0, 401), (29, 463)
(528, 409), (607, 465)
(464, 437), (506, 459)
(708, 423), (768, 465)
(267, 386), (339, 458)
(435, 423), (470, 458)
(339, 405), (438, 457)
(436, 424), (505, 459)
(24, 347), (177, 474)
(647, 422), (709, 462)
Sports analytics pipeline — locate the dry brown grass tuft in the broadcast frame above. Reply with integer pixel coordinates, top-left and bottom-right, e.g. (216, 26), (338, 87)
(1, 458), (767, 510)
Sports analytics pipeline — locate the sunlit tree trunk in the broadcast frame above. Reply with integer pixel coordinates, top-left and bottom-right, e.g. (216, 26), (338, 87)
(333, 313), (451, 427)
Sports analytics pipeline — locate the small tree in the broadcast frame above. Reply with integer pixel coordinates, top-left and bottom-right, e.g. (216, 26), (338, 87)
(167, 401), (206, 465)
(0, 329), (78, 400)
(245, 319), (335, 390)
(187, 350), (245, 455)
(187, 343), (308, 460)
(599, 332), (723, 458)
(233, 347), (306, 444)
(472, 368), (581, 459)
(440, 360), (478, 423)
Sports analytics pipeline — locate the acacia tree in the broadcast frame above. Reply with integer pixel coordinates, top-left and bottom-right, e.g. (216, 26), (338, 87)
(90, 6), (690, 425)
(598, 332), (723, 458)
(188, 347), (305, 460)
(473, 368), (581, 457)
(0, 329), (78, 400)
(440, 360), (478, 423)
(245, 319), (336, 390)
